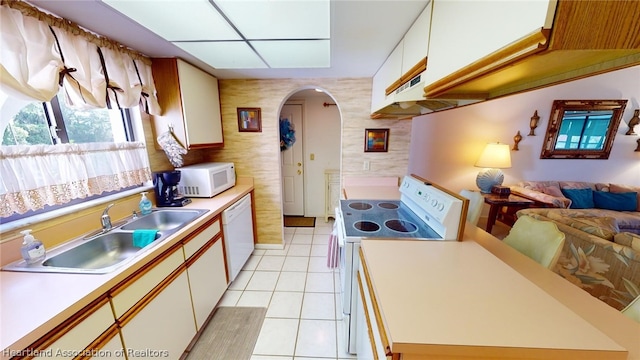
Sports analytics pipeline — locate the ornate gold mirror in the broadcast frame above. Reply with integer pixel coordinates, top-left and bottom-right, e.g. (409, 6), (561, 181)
(540, 99), (627, 159)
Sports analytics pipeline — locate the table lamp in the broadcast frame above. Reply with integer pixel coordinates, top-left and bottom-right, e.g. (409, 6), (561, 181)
(475, 143), (512, 193)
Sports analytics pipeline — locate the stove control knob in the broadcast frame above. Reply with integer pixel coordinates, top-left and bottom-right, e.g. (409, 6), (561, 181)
(431, 199), (438, 207)
(438, 203), (445, 211)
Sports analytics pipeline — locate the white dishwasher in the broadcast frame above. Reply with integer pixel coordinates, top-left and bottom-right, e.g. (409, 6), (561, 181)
(222, 193), (255, 282)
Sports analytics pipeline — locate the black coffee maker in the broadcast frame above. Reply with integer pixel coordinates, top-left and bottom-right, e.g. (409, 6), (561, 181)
(154, 170), (192, 207)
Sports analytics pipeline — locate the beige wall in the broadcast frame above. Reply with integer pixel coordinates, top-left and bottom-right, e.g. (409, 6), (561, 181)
(203, 78), (412, 245)
(408, 65), (640, 192)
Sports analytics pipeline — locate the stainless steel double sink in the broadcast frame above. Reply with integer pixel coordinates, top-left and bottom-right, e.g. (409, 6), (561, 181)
(2, 209), (208, 274)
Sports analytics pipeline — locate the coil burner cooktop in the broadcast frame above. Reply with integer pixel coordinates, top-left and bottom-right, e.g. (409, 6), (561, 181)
(339, 199), (441, 239)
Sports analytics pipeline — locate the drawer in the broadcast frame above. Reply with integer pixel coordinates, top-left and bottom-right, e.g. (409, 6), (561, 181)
(110, 248), (184, 319)
(183, 217), (221, 259)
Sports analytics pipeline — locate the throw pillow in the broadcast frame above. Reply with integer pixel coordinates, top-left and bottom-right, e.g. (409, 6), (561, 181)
(593, 191), (638, 211)
(542, 186), (564, 198)
(613, 232), (640, 252)
(610, 184), (640, 211)
(561, 188), (594, 209)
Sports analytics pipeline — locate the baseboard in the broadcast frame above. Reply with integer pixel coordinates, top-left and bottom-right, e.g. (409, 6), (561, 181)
(255, 243), (284, 250)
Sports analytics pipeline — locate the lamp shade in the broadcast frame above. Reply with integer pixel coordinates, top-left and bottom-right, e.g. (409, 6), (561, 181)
(475, 143), (512, 169)
(475, 143), (512, 193)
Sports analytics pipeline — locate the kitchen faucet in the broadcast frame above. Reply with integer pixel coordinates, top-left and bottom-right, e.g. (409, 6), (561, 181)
(101, 204), (114, 231)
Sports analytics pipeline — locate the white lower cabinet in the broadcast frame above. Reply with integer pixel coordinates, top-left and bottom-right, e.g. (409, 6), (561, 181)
(20, 213), (234, 360)
(186, 236), (227, 329)
(118, 269), (196, 359)
(113, 246), (196, 359)
(32, 299), (125, 360)
(357, 264), (390, 360)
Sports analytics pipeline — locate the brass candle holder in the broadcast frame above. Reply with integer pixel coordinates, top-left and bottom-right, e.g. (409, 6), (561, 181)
(528, 110), (540, 136)
(625, 109), (639, 135)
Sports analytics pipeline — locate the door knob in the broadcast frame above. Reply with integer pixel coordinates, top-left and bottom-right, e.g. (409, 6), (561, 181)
(297, 170), (302, 175)
(297, 162), (302, 166)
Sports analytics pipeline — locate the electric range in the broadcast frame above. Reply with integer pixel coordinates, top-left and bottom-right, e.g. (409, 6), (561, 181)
(335, 175), (468, 354)
(339, 199), (441, 239)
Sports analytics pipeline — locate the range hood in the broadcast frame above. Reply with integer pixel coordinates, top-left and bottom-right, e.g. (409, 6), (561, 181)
(371, 72), (458, 119)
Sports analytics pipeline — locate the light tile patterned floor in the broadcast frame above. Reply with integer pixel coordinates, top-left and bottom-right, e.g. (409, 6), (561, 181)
(218, 218), (357, 360)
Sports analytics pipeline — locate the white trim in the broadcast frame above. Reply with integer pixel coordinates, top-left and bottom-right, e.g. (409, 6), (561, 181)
(254, 243), (285, 250)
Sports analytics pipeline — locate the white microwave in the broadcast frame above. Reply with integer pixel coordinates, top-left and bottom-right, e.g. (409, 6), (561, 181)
(177, 162), (236, 198)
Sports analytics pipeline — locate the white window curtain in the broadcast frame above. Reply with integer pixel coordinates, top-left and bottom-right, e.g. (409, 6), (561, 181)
(0, 1), (161, 115)
(0, 142), (152, 217)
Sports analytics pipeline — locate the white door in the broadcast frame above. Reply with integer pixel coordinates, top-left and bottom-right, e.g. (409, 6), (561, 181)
(281, 104), (304, 215)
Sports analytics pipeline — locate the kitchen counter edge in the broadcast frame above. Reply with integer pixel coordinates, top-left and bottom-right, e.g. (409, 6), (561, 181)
(0, 179), (254, 354)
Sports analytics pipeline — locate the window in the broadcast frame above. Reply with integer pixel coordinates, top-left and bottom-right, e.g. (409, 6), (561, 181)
(0, 90), (151, 224)
(2, 90), (134, 146)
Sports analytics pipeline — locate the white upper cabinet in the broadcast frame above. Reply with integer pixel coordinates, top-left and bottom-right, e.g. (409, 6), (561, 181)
(370, 41), (403, 113)
(401, 2), (431, 75)
(424, 0), (555, 87)
(177, 59), (223, 147)
(151, 58), (224, 150)
(370, 3), (432, 115)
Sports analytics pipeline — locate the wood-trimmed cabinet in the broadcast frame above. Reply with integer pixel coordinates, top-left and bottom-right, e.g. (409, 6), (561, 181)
(370, 3), (431, 116)
(183, 216), (228, 330)
(27, 297), (125, 360)
(16, 208), (238, 359)
(112, 245), (195, 359)
(150, 58), (223, 150)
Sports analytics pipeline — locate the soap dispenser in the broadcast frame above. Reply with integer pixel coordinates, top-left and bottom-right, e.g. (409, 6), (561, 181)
(139, 192), (153, 215)
(20, 229), (45, 264)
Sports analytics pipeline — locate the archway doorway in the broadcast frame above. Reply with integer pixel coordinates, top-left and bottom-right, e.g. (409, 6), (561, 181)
(280, 89), (341, 220)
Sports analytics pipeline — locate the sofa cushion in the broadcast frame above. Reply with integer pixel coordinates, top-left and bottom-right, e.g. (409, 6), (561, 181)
(610, 184), (640, 211)
(546, 212), (619, 240)
(613, 232), (640, 251)
(561, 188), (594, 209)
(593, 191), (638, 211)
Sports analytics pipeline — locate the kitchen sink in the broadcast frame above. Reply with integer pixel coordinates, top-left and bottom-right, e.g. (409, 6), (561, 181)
(120, 209), (205, 231)
(42, 231), (162, 271)
(2, 208), (209, 274)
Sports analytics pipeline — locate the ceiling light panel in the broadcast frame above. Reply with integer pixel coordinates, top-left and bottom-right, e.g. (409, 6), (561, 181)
(103, 0), (240, 41)
(214, 0), (330, 39)
(175, 41), (268, 69)
(251, 40), (330, 68)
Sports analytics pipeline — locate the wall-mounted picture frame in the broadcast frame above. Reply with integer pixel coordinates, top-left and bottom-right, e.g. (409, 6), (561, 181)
(364, 128), (389, 152)
(237, 108), (262, 132)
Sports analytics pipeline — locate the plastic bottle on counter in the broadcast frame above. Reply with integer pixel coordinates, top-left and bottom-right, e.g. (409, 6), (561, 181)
(139, 192), (153, 215)
(20, 229), (46, 264)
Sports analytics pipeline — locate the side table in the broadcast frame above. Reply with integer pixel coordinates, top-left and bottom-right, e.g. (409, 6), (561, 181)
(483, 193), (534, 234)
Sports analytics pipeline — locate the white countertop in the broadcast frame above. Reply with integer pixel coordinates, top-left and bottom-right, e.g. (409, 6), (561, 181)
(0, 181), (253, 356)
(360, 238), (631, 359)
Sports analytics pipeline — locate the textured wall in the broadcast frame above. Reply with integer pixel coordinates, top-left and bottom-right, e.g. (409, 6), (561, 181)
(204, 78), (412, 245)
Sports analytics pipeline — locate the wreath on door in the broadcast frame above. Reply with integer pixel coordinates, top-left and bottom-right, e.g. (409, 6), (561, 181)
(280, 117), (296, 151)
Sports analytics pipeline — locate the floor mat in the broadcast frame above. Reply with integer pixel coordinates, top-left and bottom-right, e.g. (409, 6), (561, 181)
(284, 216), (316, 227)
(185, 307), (266, 360)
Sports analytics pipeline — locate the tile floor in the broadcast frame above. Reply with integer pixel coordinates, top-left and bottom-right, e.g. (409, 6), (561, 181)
(218, 218), (356, 360)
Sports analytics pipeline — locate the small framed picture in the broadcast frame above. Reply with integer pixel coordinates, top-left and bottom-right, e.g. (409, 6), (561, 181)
(237, 108), (262, 132)
(364, 128), (389, 152)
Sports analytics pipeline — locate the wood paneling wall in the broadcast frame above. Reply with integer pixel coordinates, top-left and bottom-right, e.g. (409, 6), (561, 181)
(202, 78), (411, 245)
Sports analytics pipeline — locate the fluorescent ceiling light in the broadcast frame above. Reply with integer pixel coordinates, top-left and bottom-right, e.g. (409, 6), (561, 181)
(251, 40), (330, 68)
(103, 0), (240, 41)
(102, 0), (331, 70)
(215, 0), (330, 39)
(175, 41), (268, 69)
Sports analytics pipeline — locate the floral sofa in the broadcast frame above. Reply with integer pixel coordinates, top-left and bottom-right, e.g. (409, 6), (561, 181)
(510, 181), (640, 310)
